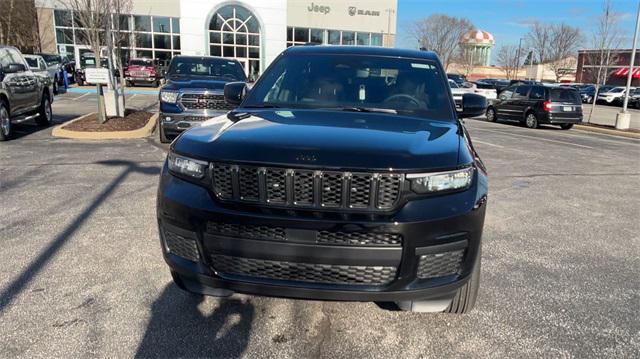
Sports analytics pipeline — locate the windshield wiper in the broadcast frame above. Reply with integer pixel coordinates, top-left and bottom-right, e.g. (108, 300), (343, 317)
(324, 106), (397, 114)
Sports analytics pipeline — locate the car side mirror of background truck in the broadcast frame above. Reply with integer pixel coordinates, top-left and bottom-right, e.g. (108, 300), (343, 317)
(224, 82), (247, 106)
(459, 93), (487, 118)
(5, 63), (26, 74)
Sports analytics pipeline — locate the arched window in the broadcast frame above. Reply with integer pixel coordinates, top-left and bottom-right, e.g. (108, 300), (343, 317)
(208, 5), (260, 80)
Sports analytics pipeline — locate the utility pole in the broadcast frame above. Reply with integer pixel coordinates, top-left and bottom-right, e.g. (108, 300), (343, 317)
(616, 1), (640, 129)
(515, 38), (523, 80)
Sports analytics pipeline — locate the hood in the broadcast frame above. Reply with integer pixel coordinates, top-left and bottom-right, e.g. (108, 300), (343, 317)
(162, 75), (231, 91)
(173, 110), (462, 171)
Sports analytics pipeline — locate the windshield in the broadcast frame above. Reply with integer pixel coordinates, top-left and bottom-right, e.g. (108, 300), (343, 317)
(80, 55), (107, 68)
(549, 88), (581, 103)
(25, 57), (39, 68)
(168, 57), (246, 81)
(242, 54), (454, 120)
(609, 88), (624, 93)
(40, 54), (60, 64)
(448, 80), (459, 88)
(130, 59), (153, 67)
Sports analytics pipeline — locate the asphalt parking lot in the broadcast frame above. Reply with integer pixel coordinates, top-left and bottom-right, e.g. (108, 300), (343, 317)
(0, 93), (638, 358)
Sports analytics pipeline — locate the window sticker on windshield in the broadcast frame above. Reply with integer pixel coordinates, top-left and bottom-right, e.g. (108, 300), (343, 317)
(275, 111), (295, 118)
(359, 85), (366, 101)
(228, 61), (236, 65)
(411, 63), (431, 69)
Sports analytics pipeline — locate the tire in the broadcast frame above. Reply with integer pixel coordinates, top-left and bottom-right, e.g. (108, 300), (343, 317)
(36, 94), (53, 126)
(395, 250), (481, 314)
(152, 80), (159, 87)
(126, 80), (132, 87)
(159, 123), (170, 143)
(443, 251), (481, 314)
(0, 101), (11, 141)
(560, 124), (573, 130)
(486, 107), (497, 122)
(525, 112), (538, 129)
(53, 77), (59, 94)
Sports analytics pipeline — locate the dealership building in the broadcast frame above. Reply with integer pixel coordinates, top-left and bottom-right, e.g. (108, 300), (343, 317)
(35, 0), (397, 79)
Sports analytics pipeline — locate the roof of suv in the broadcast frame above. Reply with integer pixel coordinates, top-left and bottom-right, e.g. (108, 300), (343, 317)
(282, 45), (441, 61)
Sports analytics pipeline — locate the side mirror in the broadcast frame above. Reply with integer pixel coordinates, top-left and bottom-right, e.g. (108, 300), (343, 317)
(459, 93), (487, 119)
(5, 63), (26, 74)
(224, 82), (247, 106)
(0, 64), (4, 81)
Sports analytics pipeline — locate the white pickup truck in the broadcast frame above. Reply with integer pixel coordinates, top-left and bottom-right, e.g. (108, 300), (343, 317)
(449, 79), (496, 110)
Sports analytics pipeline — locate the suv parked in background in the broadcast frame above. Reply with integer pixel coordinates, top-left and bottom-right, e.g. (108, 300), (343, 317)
(447, 73), (466, 86)
(0, 46), (54, 141)
(597, 86), (634, 105)
(125, 58), (163, 87)
(24, 55), (59, 94)
(75, 52), (117, 86)
(157, 46), (488, 313)
(158, 55), (246, 142)
(486, 84), (582, 129)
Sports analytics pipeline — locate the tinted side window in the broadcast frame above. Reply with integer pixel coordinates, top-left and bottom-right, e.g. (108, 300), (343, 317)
(529, 86), (545, 100)
(500, 86), (516, 100)
(0, 49), (11, 67)
(513, 86), (530, 99)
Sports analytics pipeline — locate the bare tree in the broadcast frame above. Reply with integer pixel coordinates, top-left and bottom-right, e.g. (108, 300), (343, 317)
(547, 23), (582, 81)
(0, 0), (40, 53)
(587, 0), (625, 122)
(457, 45), (475, 77)
(407, 14), (474, 70)
(112, 0), (132, 89)
(525, 21), (552, 63)
(496, 45), (522, 80)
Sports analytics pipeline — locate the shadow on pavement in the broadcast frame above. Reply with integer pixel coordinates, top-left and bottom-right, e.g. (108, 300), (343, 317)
(9, 113), (77, 140)
(135, 284), (255, 358)
(0, 160), (160, 315)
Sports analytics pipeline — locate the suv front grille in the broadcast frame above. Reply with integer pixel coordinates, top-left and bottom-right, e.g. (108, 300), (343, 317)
(206, 221), (402, 247)
(210, 254), (397, 285)
(180, 93), (233, 111)
(211, 163), (403, 212)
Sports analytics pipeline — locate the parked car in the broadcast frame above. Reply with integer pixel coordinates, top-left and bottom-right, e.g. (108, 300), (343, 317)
(447, 73), (466, 86)
(577, 84), (596, 103)
(158, 55), (247, 143)
(125, 58), (163, 87)
(448, 79), (474, 110)
(0, 46), (55, 141)
(469, 82), (497, 100)
(597, 86), (634, 105)
(485, 84), (582, 129)
(37, 53), (75, 86)
(157, 45), (488, 313)
(24, 54), (59, 94)
(628, 88), (640, 109)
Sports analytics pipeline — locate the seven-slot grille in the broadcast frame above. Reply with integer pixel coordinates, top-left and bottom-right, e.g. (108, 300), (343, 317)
(180, 93), (234, 111)
(211, 163), (403, 211)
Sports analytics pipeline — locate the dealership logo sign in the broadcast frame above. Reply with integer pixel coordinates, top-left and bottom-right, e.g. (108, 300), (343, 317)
(348, 6), (380, 17)
(308, 2), (330, 15)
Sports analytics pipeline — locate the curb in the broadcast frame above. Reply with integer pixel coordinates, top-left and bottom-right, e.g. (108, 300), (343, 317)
(52, 113), (158, 140)
(574, 124), (640, 139)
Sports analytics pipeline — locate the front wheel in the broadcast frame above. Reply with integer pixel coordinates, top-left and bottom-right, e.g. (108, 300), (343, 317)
(36, 94), (53, 126)
(560, 124), (573, 130)
(0, 101), (11, 141)
(525, 112), (539, 129)
(53, 77), (59, 94)
(486, 107), (497, 122)
(159, 123), (170, 143)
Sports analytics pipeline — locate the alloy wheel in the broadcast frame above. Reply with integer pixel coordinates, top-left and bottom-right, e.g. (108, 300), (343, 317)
(45, 98), (52, 124)
(526, 113), (537, 128)
(0, 106), (10, 136)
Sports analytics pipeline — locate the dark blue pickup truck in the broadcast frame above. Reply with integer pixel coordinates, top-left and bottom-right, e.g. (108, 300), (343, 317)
(158, 56), (247, 142)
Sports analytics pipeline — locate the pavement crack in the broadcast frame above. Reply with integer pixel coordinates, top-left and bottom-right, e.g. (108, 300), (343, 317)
(311, 303), (332, 359)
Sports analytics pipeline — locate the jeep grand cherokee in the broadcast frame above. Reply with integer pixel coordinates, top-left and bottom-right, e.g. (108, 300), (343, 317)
(157, 46), (488, 313)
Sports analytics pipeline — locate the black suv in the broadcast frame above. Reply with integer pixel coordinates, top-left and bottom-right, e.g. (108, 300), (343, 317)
(157, 46), (488, 313)
(158, 56), (246, 143)
(486, 84), (582, 129)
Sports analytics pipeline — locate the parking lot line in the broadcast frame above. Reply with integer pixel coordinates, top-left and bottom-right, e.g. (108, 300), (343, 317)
(472, 128), (595, 149)
(72, 93), (91, 101)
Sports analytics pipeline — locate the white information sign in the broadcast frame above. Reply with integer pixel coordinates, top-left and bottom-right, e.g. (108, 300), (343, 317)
(85, 67), (110, 85)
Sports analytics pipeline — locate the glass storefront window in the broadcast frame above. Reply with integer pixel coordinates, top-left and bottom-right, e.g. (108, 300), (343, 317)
(341, 31), (355, 45)
(310, 29), (324, 44)
(54, 9), (73, 27)
(356, 32), (370, 46)
(371, 33), (383, 46)
(154, 34), (171, 49)
(134, 16), (151, 32)
(56, 28), (74, 44)
(171, 18), (180, 33)
(118, 15), (130, 31)
(294, 28), (308, 42)
(135, 33), (152, 48)
(153, 17), (171, 33)
(172, 36), (181, 50)
(328, 30), (340, 45)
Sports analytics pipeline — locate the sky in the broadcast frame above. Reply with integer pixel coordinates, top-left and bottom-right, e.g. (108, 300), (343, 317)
(396, 0), (638, 64)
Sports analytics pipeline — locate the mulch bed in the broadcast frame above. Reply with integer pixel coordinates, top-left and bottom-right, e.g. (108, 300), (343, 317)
(62, 110), (153, 132)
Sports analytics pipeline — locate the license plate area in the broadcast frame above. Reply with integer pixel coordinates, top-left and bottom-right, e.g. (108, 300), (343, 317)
(563, 106), (572, 112)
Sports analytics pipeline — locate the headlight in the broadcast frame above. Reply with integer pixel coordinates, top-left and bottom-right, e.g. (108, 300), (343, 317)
(167, 152), (207, 179)
(407, 167), (474, 194)
(160, 90), (179, 104)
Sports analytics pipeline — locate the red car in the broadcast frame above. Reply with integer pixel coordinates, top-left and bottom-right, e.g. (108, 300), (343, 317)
(125, 58), (162, 87)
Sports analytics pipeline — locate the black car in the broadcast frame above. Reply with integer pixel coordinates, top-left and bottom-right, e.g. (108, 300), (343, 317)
(628, 88), (640, 109)
(158, 56), (246, 142)
(447, 73), (466, 86)
(157, 46), (488, 313)
(486, 84), (582, 129)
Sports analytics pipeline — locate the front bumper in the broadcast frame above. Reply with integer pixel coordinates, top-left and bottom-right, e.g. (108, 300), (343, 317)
(160, 111), (225, 137)
(157, 163), (488, 301)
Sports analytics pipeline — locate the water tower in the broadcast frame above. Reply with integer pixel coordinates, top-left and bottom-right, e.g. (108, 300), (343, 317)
(460, 30), (495, 66)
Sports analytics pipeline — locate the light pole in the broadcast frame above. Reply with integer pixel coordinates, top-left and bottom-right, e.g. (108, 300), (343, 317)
(515, 38), (523, 80)
(616, 0), (640, 129)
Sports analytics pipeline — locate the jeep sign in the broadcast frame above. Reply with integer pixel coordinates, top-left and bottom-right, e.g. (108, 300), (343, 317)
(307, 2), (330, 14)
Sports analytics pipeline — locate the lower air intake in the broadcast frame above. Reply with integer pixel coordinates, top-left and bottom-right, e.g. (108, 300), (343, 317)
(416, 249), (465, 279)
(163, 230), (200, 262)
